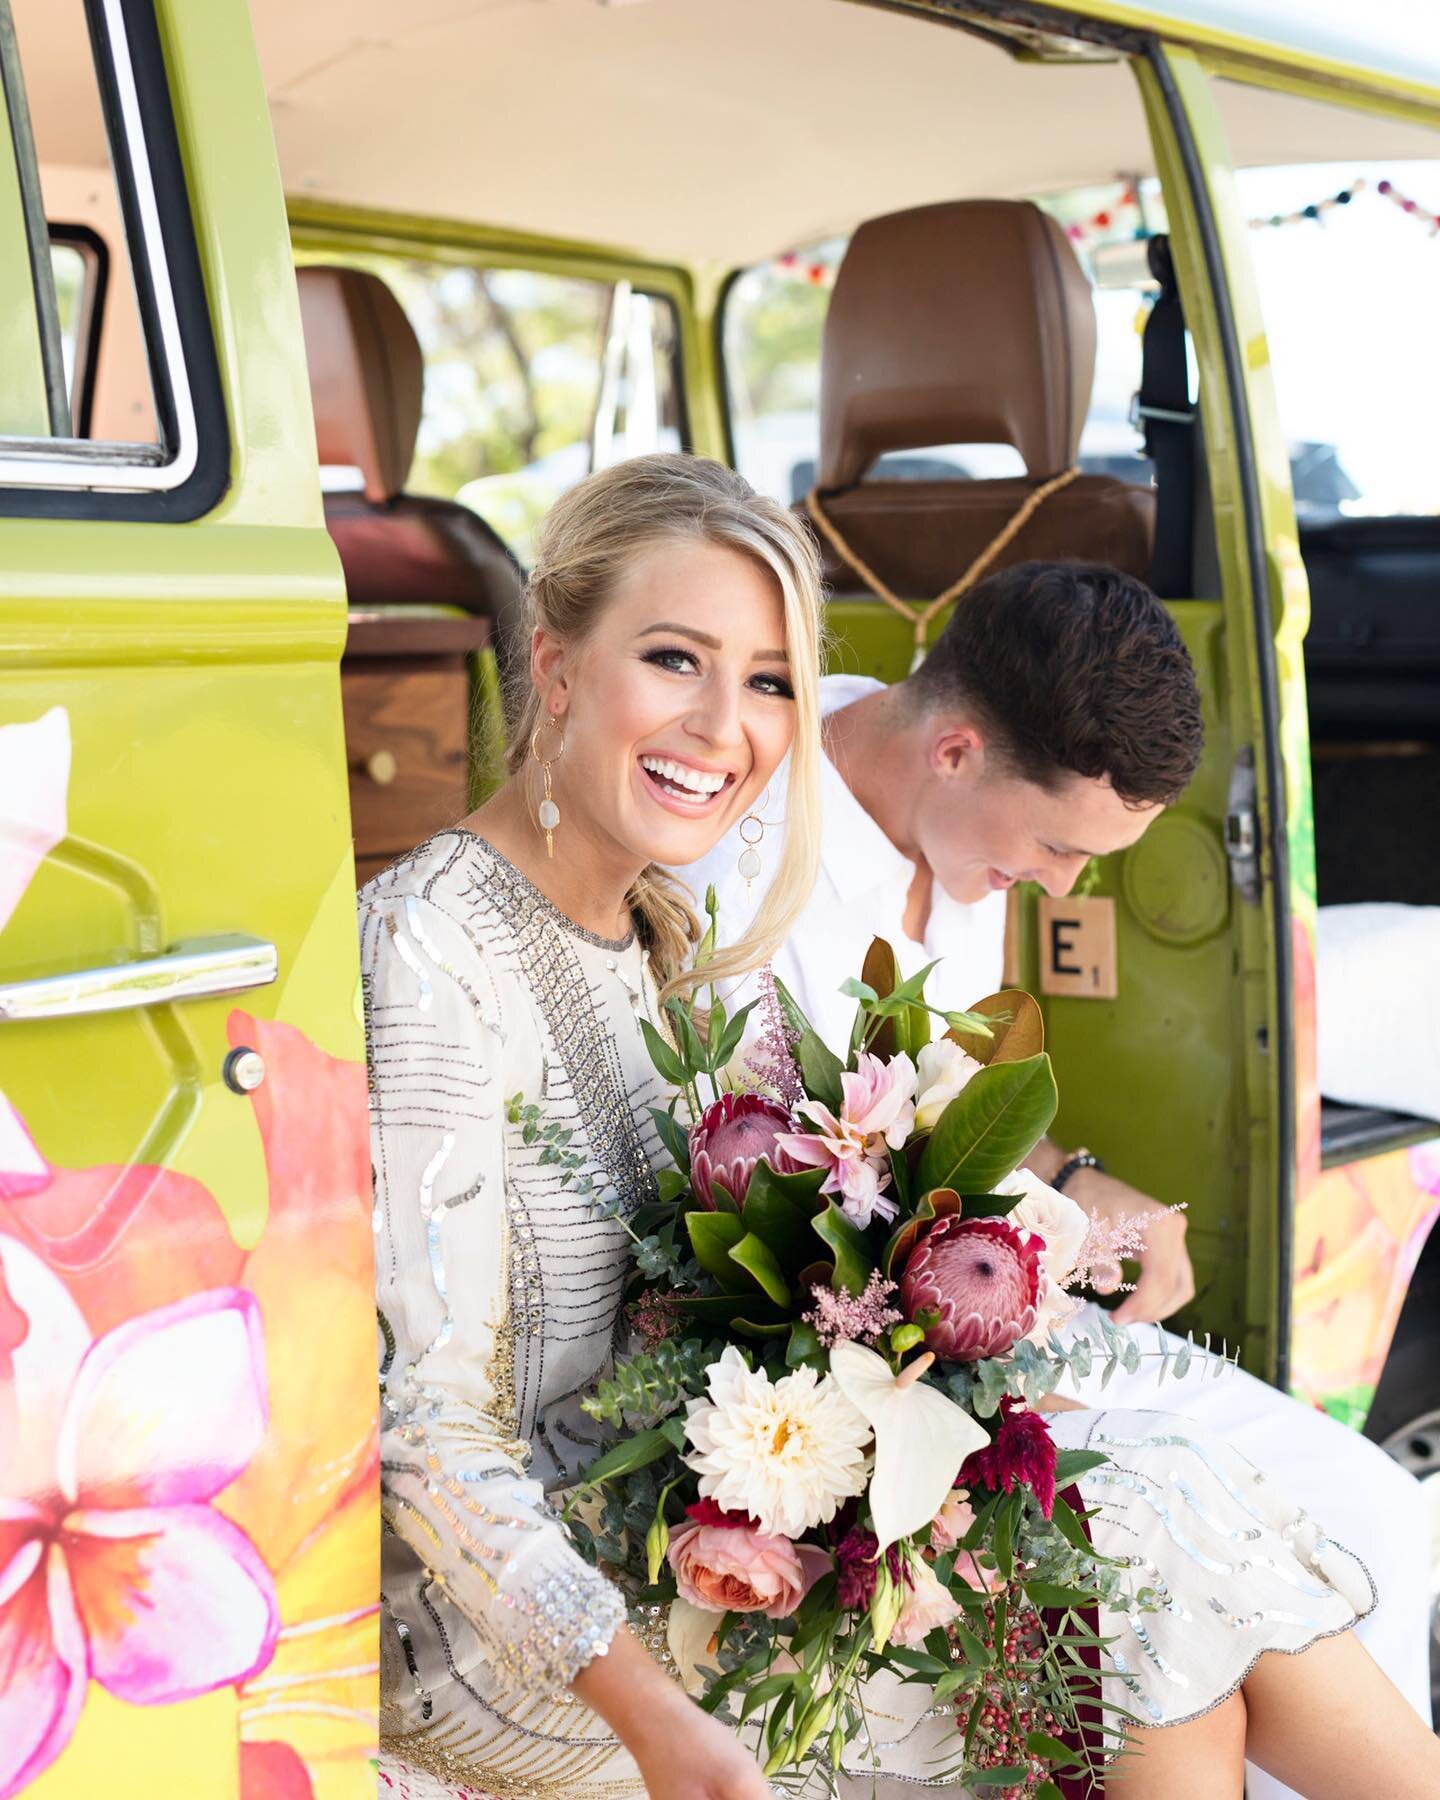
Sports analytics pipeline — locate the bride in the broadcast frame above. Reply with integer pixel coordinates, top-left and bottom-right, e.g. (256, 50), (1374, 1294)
(364, 453), (1439, 1800)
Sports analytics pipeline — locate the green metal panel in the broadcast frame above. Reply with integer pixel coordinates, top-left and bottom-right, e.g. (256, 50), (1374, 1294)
(0, 2), (376, 1792)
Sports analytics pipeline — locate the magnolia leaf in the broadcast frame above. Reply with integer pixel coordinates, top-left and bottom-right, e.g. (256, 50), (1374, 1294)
(728, 1231), (792, 1307)
(829, 1341), (988, 1552)
(686, 1210), (749, 1291)
(946, 989), (1044, 1066)
(882, 1187), (961, 1276)
(915, 1054), (1058, 1196)
(786, 1321), (824, 1369)
(859, 937), (902, 1058)
(741, 1162), (822, 1272)
(811, 1201), (877, 1296)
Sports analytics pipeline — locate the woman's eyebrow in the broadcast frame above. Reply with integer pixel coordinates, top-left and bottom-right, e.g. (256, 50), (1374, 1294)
(637, 622), (788, 661)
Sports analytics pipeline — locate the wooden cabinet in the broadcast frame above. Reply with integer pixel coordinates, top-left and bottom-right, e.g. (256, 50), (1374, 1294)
(341, 610), (492, 888)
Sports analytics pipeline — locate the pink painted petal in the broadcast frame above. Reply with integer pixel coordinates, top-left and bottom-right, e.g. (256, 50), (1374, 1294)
(0, 1544), (88, 1799)
(0, 1235), (90, 1500)
(773, 1131), (836, 1173)
(59, 1288), (267, 1509)
(64, 1503), (279, 1703)
(0, 1095), (50, 1201)
(0, 706), (70, 934)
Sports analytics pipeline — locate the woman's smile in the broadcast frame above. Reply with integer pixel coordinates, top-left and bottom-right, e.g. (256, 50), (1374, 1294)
(637, 752), (738, 815)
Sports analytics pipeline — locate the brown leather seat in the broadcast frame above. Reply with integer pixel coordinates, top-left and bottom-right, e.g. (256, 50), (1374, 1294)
(804, 199), (1155, 609)
(296, 264), (524, 661)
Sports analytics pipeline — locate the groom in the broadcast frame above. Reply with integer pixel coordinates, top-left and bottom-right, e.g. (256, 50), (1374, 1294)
(674, 558), (1432, 1787)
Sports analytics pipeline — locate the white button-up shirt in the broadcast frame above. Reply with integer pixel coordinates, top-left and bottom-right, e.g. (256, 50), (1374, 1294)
(673, 675), (1008, 1051)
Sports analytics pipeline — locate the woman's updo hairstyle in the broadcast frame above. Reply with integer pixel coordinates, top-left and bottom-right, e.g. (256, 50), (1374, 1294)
(505, 453), (825, 997)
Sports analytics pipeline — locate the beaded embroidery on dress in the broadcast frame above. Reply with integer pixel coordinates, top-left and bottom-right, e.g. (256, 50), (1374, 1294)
(364, 832), (665, 1798)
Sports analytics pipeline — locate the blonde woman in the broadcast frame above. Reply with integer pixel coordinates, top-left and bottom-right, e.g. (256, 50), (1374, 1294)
(366, 454), (820, 1800)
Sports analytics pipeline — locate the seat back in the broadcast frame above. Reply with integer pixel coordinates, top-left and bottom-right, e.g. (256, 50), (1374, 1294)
(296, 264), (523, 647)
(806, 200), (1154, 622)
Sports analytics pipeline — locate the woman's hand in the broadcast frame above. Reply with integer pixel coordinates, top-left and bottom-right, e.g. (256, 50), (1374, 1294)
(573, 1625), (773, 1799)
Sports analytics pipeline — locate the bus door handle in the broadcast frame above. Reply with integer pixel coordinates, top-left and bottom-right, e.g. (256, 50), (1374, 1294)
(0, 934), (279, 1022)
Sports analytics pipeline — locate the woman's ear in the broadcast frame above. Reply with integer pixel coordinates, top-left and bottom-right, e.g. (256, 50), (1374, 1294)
(531, 626), (570, 718)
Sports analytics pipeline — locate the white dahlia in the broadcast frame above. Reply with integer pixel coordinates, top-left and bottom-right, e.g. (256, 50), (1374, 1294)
(683, 1346), (871, 1539)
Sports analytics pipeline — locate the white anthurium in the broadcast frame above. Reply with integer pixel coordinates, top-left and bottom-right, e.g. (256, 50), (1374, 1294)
(828, 1341), (990, 1553)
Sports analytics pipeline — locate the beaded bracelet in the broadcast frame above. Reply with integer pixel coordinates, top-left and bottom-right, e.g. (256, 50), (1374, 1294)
(1052, 1148), (1105, 1192)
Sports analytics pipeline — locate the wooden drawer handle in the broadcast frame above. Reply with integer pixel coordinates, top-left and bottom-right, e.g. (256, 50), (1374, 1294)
(364, 750), (399, 786)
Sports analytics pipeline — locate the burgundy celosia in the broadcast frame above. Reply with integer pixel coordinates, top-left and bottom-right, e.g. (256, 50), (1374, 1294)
(834, 1526), (909, 1611)
(959, 1397), (1059, 1520)
(688, 1091), (795, 1210)
(899, 1214), (1043, 1361)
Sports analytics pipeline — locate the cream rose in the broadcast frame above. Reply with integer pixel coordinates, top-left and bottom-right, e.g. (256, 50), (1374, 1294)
(1000, 1166), (1090, 1287)
(913, 1040), (984, 1131)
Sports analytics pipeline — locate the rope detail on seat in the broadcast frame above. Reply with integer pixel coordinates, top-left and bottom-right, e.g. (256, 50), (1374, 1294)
(804, 465), (1081, 666)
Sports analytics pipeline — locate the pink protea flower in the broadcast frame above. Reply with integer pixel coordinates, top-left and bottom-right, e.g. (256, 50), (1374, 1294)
(689, 1092), (796, 1210)
(959, 1397), (1059, 1520)
(900, 1215), (1043, 1361)
(774, 1051), (917, 1229)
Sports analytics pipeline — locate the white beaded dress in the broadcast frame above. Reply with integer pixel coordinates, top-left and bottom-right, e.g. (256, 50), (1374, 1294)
(363, 831), (1375, 1800)
(365, 832), (665, 1798)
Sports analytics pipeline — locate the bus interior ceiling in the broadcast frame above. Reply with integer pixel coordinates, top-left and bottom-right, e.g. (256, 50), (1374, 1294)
(17, 0), (1440, 910)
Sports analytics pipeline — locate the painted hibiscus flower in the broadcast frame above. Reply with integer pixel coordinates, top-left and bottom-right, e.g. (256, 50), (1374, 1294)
(0, 1237), (278, 1795)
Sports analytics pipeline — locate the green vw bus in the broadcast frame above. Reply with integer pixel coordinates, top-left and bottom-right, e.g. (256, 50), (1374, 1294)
(0, 0), (1435, 1790)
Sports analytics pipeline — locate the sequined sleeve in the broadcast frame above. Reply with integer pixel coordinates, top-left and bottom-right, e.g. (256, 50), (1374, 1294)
(363, 888), (626, 1698)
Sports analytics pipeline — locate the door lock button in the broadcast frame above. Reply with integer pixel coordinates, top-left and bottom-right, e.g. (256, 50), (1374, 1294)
(223, 1047), (266, 1093)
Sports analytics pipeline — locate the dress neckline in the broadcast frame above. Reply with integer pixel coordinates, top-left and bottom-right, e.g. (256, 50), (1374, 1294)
(448, 827), (639, 953)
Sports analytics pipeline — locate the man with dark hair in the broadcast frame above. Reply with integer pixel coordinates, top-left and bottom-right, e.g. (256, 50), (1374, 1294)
(674, 559), (1431, 1772)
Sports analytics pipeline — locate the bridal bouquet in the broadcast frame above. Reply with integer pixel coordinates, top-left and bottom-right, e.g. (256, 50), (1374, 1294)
(550, 926), (1152, 1796)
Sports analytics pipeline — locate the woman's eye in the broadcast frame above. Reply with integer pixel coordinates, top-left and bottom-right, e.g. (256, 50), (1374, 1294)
(642, 646), (700, 674)
(749, 671), (794, 699)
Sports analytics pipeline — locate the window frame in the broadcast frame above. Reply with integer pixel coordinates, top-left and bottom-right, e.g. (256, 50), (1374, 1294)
(0, 0), (228, 518)
(48, 220), (109, 437)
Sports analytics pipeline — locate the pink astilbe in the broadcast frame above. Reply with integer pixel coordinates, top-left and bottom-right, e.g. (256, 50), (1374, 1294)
(1069, 1205), (1187, 1294)
(803, 1272), (903, 1350)
(747, 964), (805, 1108)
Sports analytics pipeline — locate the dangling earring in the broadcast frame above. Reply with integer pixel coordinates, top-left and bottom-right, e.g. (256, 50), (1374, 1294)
(530, 716), (565, 857)
(737, 789), (769, 898)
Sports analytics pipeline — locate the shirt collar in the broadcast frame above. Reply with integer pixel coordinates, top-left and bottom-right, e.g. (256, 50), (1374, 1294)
(815, 677), (916, 903)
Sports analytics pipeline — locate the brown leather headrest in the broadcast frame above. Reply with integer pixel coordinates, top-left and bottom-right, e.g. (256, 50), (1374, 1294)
(817, 199), (1096, 491)
(297, 265), (423, 503)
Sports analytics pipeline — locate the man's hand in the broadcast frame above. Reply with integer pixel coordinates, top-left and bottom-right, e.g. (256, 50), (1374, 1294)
(1065, 1163), (1194, 1326)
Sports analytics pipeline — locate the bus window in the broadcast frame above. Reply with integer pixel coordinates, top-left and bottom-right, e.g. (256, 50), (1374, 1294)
(298, 250), (685, 566)
(4, 0), (181, 465)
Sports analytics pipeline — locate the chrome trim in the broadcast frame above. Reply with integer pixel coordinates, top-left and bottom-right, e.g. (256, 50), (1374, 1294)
(0, 934), (277, 1022)
(0, 0), (198, 491)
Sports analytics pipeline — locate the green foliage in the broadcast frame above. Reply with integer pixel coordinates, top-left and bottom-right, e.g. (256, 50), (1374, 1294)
(579, 1338), (711, 1427)
(915, 1054), (1059, 1195)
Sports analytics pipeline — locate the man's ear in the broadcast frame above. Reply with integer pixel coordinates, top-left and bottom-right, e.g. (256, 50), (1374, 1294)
(530, 626), (571, 718)
(930, 720), (985, 779)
